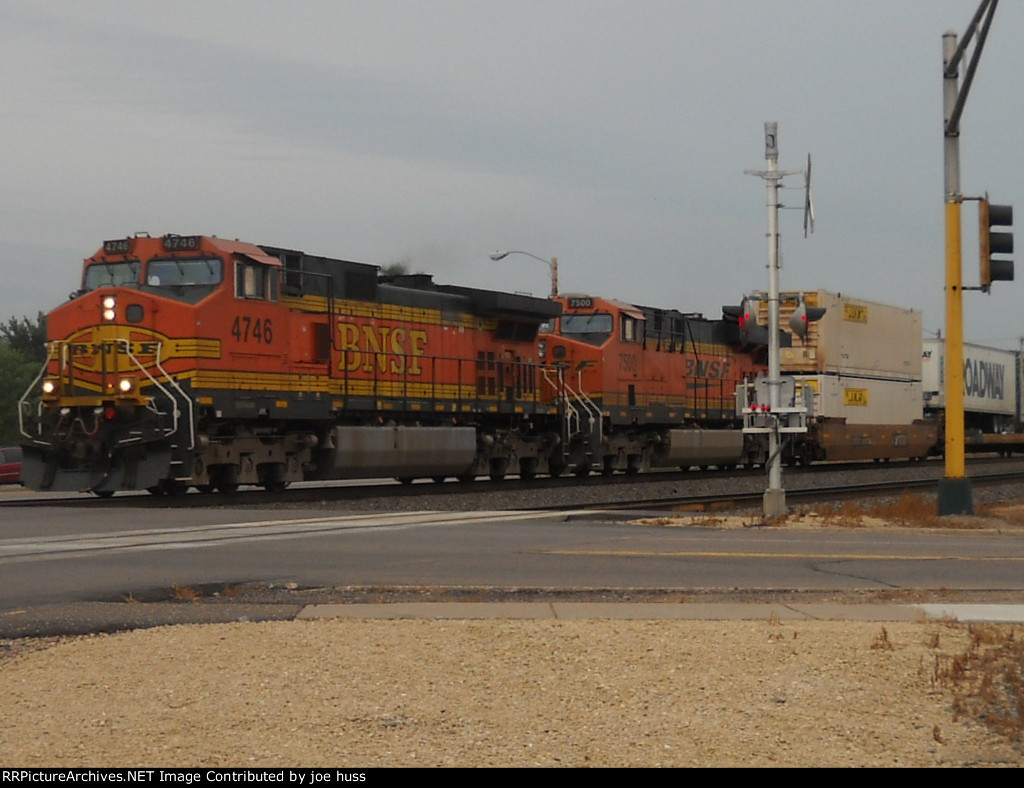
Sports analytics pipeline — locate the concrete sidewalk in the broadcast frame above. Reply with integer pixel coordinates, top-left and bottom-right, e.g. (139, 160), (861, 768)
(297, 601), (1024, 623)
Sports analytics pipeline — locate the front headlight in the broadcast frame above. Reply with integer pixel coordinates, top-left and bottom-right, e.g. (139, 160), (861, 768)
(102, 295), (116, 321)
(41, 379), (56, 395)
(118, 377), (134, 394)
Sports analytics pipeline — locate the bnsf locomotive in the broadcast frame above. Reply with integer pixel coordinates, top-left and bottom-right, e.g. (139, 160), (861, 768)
(19, 233), (768, 495)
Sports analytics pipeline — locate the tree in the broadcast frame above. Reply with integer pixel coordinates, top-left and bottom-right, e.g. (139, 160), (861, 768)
(0, 343), (37, 444)
(0, 312), (47, 364)
(0, 313), (47, 444)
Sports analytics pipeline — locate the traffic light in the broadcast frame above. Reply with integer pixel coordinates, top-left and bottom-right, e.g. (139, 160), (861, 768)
(979, 197), (1013, 291)
(789, 298), (826, 340)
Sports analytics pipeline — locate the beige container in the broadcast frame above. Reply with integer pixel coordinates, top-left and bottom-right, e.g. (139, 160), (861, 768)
(767, 291), (922, 381)
(795, 374), (924, 425)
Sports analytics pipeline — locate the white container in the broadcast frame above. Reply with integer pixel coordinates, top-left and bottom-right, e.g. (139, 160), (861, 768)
(770, 291), (922, 381)
(795, 374), (924, 425)
(921, 339), (1018, 418)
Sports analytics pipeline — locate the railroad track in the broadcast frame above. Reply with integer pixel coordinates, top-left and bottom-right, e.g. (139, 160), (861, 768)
(592, 468), (1024, 515)
(3, 456), (1022, 512)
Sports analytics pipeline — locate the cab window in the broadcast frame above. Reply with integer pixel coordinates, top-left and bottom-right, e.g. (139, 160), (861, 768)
(147, 258), (223, 287)
(621, 315), (639, 343)
(84, 261), (141, 290)
(235, 261), (279, 301)
(561, 313), (613, 336)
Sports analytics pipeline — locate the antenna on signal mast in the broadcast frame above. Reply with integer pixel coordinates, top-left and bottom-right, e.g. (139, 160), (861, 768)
(804, 154), (815, 238)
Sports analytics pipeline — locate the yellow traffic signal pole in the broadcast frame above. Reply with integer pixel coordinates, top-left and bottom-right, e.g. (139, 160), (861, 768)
(938, 0), (999, 515)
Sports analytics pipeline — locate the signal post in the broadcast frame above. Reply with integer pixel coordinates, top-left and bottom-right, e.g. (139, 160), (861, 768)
(939, 1), (1011, 515)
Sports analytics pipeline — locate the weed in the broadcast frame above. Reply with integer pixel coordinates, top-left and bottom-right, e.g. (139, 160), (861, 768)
(930, 623), (1023, 744)
(171, 584), (200, 602)
(871, 626), (894, 651)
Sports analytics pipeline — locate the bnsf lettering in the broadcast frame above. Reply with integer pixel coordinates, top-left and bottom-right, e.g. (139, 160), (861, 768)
(684, 359), (732, 379)
(337, 322), (428, 375)
(71, 341), (161, 356)
(963, 358), (1005, 401)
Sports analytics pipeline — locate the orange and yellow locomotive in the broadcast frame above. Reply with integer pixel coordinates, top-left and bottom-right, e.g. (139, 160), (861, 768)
(20, 233), (771, 495)
(19, 234), (562, 494)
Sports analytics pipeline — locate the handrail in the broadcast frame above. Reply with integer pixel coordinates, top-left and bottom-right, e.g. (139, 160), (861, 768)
(116, 339), (194, 449)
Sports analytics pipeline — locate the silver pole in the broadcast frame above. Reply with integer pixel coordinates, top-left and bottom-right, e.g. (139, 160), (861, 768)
(763, 123), (785, 517)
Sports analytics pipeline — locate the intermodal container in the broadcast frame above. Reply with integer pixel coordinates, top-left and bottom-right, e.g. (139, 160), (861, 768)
(795, 374), (924, 425)
(769, 291), (922, 381)
(921, 339), (1018, 418)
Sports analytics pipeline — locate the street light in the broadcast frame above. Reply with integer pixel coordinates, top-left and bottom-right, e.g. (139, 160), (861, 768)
(489, 250), (558, 298)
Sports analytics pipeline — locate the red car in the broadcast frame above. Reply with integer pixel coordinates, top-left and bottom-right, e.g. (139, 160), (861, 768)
(0, 447), (23, 485)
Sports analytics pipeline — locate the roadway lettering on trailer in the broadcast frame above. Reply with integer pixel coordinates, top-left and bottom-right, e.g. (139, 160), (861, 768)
(963, 358), (1005, 401)
(336, 321), (428, 375)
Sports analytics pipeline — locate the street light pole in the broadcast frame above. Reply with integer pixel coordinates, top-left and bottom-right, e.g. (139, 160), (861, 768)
(490, 250), (558, 298)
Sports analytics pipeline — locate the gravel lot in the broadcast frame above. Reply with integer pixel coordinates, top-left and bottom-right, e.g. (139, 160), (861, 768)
(1, 616), (1021, 768)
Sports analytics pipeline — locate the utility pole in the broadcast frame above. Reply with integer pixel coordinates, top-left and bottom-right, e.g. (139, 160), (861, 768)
(939, 0), (1001, 515)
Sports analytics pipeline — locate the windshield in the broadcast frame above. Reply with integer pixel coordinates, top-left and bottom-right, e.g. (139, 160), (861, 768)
(146, 257), (223, 287)
(83, 261), (141, 290)
(560, 313), (614, 336)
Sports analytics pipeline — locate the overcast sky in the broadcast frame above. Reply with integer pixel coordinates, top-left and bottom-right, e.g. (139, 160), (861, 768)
(2, 1), (1023, 349)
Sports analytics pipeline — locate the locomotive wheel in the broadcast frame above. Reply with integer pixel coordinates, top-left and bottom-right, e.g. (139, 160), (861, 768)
(518, 458), (538, 481)
(489, 458), (508, 482)
(162, 480), (189, 496)
(457, 472), (476, 483)
(93, 489), (114, 498)
(211, 465), (239, 494)
(397, 477), (415, 485)
(432, 476), (448, 483)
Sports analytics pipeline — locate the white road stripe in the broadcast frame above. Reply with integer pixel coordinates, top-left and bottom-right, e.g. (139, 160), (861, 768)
(0, 510), (571, 563)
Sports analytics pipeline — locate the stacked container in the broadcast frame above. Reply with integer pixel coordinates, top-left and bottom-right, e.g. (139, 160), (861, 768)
(757, 291), (934, 461)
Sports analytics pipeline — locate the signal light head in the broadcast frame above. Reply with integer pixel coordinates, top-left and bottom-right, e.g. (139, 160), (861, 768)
(979, 197), (1014, 291)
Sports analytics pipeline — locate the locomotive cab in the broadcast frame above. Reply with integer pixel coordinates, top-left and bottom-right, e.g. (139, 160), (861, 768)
(540, 293), (764, 474)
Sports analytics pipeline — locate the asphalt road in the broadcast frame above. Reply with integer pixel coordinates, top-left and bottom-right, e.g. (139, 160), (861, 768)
(3, 496), (1024, 636)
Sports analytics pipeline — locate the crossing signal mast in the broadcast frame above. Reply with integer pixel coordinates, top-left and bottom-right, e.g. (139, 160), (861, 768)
(742, 122), (820, 519)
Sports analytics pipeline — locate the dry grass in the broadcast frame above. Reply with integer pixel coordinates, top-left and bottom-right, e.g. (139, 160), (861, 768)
(799, 491), (990, 530)
(170, 584), (200, 602)
(930, 623), (1024, 744)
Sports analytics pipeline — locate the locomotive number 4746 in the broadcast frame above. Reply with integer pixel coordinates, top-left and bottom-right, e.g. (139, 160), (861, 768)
(232, 316), (273, 344)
